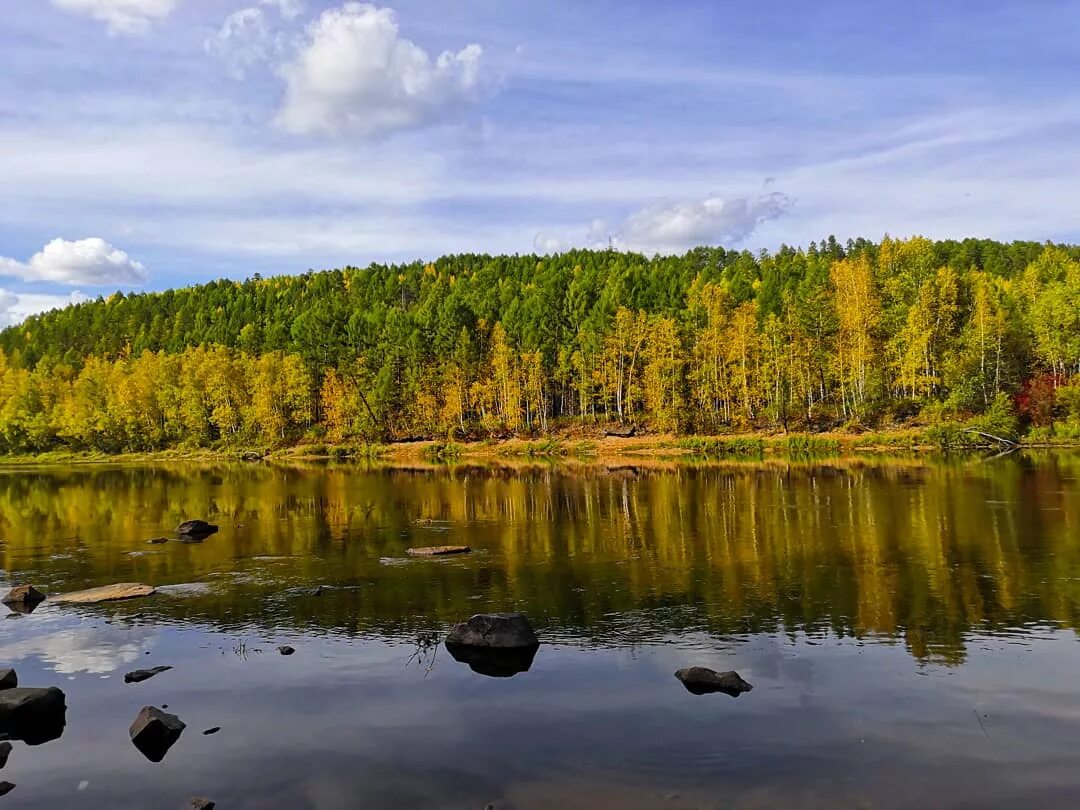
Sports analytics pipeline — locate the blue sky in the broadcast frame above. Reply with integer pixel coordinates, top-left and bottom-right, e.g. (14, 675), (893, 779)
(1, 0), (1078, 322)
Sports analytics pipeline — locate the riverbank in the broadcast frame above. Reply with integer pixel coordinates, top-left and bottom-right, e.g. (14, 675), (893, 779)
(0, 427), (1077, 468)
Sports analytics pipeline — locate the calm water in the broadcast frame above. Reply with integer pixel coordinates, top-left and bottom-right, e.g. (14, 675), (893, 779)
(2, 455), (1080, 808)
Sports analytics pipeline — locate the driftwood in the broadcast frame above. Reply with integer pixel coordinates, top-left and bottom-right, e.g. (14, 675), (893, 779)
(406, 546), (471, 557)
(51, 583), (156, 604)
(961, 429), (1018, 449)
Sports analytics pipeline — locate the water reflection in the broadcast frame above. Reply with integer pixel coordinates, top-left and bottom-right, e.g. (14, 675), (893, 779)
(1, 455), (1078, 663)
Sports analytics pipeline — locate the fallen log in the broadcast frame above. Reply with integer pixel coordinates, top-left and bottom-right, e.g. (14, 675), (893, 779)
(406, 546), (471, 557)
(51, 583), (156, 604)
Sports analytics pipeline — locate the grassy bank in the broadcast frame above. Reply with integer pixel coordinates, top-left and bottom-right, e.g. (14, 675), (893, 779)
(2, 426), (1077, 469)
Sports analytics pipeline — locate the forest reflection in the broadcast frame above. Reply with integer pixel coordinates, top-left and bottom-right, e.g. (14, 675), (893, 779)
(1, 455), (1078, 664)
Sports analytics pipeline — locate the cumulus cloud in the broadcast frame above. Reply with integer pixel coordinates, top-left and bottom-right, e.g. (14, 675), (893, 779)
(276, 2), (485, 138)
(534, 192), (793, 255)
(204, 7), (282, 79)
(0, 289), (89, 328)
(616, 192), (793, 253)
(261, 0), (304, 19)
(0, 238), (147, 285)
(51, 0), (176, 36)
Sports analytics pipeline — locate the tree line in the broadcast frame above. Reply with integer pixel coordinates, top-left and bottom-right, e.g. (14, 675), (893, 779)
(0, 236), (1079, 452)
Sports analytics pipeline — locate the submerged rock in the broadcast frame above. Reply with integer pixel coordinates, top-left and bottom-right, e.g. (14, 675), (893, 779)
(674, 667), (753, 697)
(146, 537), (170, 545)
(189, 799), (216, 810)
(0, 781), (13, 797)
(202, 726), (221, 736)
(0, 669), (16, 690)
(0, 741), (11, 769)
(176, 520), (218, 538)
(51, 583), (156, 604)
(130, 706), (185, 763)
(2, 584), (46, 609)
(0, 687), (67, 745)
(277, 645), (295, 656)
(406, 545), (471, 557)
(445, 613), (539, 649)
(124, 666), (172, 684)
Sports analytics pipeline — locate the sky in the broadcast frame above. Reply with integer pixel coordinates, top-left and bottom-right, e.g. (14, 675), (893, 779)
(1, 0), (1079, 324)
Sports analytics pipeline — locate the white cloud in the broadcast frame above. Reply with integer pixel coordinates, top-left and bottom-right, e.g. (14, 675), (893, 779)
(0, 238), (147, 285)
(52, 0), (176, 36)
(616, 192), (794, 253)
(276, 2), (485, 138)
(536, 192), (793, 255)
(261, 0), (304, 19)
(205, 7), (282, 80)
(0, 289), (89, 328)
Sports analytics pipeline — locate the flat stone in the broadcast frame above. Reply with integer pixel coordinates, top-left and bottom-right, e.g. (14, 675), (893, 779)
(0, 669), (16, 690)
(0, 741), (11, 769)
(202, 726), (221, 735)
(674, 667), (753, 697)
(189, 799), (216, 809)
(124, 666), (172, 684)
(445, 613), (539, 649)
(406, 545), (472, 557)
(0, 687), (67, 745)
(130, 706), (185, 763)
(51, 583), (156, 604)
(2, 584), (46, 607)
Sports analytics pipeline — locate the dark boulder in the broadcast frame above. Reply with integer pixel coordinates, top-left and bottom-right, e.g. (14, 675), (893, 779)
(0, 741), (10, 769)
(130, 706), (185, 762)
(176, 520), (218, 538)
(189, 799), (216, 810)
(445, 613), (539, 649)
(124, 666), (172, 684)
(146, 537), (169, 545)
(202, 726), (221, 735)
(0, 669), (15, 690)
(445, 613), (540, 678)
(0, 687), (67, 745)
(674, 667), (753, 697)
(0, 782), (13, 797)
(2, 585), (45, 609)
(277, 645), (295, 656)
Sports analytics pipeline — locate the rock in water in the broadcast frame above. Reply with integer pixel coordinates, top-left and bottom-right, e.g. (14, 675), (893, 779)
(202, 726), (221, 736)
(406, 545), (472, 557)
(146, 537), (169, 545)
(176, 520), (218, 538)
(2, 584), (46, 608)
(277, 645), (295, 656)
(0, 741), (11, 769)
(124, 666), (173, 684)
(0, 687), (67, 745)
(130, 706), (186, 762)
(0, 781), (13, 797)
(674, 667), (753, 697)
(0, 669), (16, 690)
(445, 613), (539, 649)
(51, 583), (156, 604)
(190, 799), (216, 809)
(445, 613), (540, 678)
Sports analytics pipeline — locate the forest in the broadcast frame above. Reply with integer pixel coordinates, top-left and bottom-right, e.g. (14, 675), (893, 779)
(0, 236), (1078, 453)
